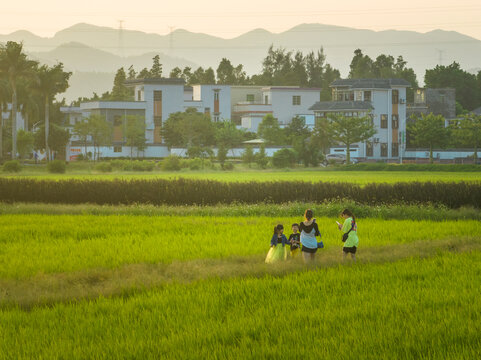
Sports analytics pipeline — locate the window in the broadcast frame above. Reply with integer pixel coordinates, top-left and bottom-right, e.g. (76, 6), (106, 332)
(392, 114), (399, 129)
(381, 114), (388, 129)
(381, 143), (388, 157)
(292, 96), (301, 105)
(113, 115), (122, 127)
(246, 94), (255, 102)
(364, 91), (372, 101)
(392, 143), (399, 157)
(214, 115), (219, 122)
(114, 146), (122, 153)
(265, 95), (269, 104)
(154, 116), (162, 126)
(137, 90), (142, 101)
(355, 91), (363, 101)
(392, 90), (399, 104)
(214, 92), (219, 101)
(366, 142), (374, 157)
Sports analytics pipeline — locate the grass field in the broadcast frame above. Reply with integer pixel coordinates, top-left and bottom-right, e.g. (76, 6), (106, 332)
(1, 214), (480, 280)
(1, 252), (480, 359)
(2, 198), (481, 357)
(2, 167), (481, 184)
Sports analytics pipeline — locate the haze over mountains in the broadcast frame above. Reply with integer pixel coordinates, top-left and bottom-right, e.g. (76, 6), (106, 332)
(2, 22), (481, 103)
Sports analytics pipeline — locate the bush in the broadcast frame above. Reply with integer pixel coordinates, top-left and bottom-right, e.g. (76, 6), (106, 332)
(222, 162), (234, 171)
(47, 160), (66, 174)
(2, 160), (22, 173)
(95, 162), (112, 173)
(0, 179), (480, 208)
(161, 156), (182, 171)
(131, 161), (155, 172)
(272, 148), (297, 168)
(188, 158), (203, 170)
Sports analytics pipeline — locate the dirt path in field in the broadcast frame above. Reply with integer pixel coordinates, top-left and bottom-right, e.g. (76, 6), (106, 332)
(1, 237), (480, 310)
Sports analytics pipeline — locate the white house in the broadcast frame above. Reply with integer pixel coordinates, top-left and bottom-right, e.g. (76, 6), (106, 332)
(310, 79), (410, 160)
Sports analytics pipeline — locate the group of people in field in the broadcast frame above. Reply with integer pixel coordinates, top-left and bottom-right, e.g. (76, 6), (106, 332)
(265, 208), (358, 264)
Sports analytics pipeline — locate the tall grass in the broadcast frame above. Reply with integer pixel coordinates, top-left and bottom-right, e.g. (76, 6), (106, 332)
(1, 252), (480, 359)
(1, 214), (480, 279)
(2, 202), (480, 221)
(1, 178), (481, 207)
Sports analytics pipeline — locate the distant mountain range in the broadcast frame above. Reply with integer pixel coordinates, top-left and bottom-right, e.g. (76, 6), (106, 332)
(2, 22), (481, 102)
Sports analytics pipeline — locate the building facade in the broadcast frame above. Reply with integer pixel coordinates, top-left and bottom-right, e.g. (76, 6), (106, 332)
(310, 79), (410, 160)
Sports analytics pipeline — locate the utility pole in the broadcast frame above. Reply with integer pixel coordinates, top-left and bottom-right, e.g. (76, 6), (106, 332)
(436, 49), (445, 66)
(118, 20), (125, 57)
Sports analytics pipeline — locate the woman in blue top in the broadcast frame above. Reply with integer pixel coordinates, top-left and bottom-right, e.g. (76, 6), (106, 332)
(265, 224), (289, 264)
(299, 209), (321, 262)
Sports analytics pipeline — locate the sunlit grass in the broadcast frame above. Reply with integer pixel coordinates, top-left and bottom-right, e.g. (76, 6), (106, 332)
(1, 252), (480, 359)
(2, 168), (481, 184)
(1, 214), (480, 279)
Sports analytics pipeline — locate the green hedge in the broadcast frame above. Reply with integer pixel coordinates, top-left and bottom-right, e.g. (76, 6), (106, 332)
(340, 163), (481, 172)
(0, 178), (480, 208)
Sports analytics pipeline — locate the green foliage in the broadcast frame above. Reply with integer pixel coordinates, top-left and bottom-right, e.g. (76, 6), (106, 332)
(349, 49), (418, 100)
(2, 160), (21, 172)
(162, 109), (215, 149)
(255, 144), (269, 169)
(327, 113), (376, 163)
(272, 148), (297, 168)
(16, 129), (34, 159)
(341, 163), (481, 172)
(161, 155), (181, 171)
(47, 160), (66, 173)
(125, 115), (147, 159)
(425, 62), (480, 111)
(150, 55), (162, 78)
(131, 161), (155, 172)
(257, 114), (285, 145)
(110, 67), (132, 101)
(2, 177), (480, 207)
(241, 146), (255, 167)
(216, 58), (248, 85)
(186, 146), (213, 161)
(217, 144), (228, 168)
(408, 113), (450, 163)
(450, 114), (481, 162)
(222, 162), (234, 171)
(95, 162), (112, 173)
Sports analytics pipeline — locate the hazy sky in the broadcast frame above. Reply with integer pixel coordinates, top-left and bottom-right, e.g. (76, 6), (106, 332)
(2, 0), (481, 40)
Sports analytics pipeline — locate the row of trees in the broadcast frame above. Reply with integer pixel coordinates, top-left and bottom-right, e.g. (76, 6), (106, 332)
(0, 41), (72, 160)
(162, 108), (376, 166)
(408, 113), (481, 163)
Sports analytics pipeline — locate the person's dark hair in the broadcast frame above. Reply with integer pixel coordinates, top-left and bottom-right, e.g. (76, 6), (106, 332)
(304, 209), (313, 221)
(291, 223), (299, 228)
(274, 224), (284, 234)
(341, 208), (356, 222)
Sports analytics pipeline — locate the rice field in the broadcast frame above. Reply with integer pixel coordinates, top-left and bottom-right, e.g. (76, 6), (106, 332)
(1, 201), (481, 358)
(2, 168), (481, 184)
(1, 252), (480, 359)
(1, 214), (480, 280)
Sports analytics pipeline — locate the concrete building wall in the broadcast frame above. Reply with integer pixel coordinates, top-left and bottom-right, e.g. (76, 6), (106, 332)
(192, 85), (231, 121)
(141, 84), (184, 143)
(267, 88), (320, 126)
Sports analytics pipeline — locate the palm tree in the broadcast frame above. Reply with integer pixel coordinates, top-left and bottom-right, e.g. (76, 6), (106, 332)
(17, 78), (40, 132)
(0, 42), (38, 159)
(34, 63), (71, 161)
(0, 78), (10, 160)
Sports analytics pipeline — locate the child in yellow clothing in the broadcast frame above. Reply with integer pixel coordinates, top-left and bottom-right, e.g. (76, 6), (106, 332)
(288, 223), (301, 258)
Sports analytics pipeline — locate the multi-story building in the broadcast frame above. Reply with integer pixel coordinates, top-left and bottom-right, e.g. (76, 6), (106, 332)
(234, 86), (321, 132)
(60, 78), (322, 159)
(309, 78), (410, 160)
(407, 88), (456, 122)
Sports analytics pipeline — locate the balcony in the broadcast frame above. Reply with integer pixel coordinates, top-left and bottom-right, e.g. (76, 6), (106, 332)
(233, 102), (273, 115)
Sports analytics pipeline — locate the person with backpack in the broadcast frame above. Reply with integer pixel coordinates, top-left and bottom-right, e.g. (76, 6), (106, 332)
(338, 209), (358, 261)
